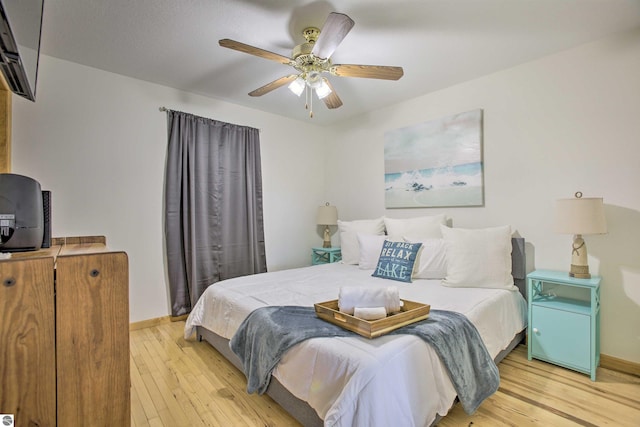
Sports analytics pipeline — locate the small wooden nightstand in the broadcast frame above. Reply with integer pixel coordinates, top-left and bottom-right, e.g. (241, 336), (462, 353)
(527, 269), (601, 381)
(311, 247), (342, 265)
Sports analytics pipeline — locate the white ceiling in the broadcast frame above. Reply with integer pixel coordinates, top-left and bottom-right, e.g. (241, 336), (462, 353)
(40, 0), (640, 125)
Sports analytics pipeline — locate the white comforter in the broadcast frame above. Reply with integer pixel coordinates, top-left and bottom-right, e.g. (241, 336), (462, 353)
(185, 263), (527, 427)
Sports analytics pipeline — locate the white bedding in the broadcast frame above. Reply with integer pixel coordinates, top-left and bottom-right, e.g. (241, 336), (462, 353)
(185, 262), (527, 427)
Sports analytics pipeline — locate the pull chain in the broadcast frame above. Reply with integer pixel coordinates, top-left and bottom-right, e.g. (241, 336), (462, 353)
(305, 84), (309, 111)
(303, 83), (314, 119)
(307, 85), (314, 118)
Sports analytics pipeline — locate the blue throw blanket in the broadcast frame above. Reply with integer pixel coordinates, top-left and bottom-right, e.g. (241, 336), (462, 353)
(230, 306), (499, 414)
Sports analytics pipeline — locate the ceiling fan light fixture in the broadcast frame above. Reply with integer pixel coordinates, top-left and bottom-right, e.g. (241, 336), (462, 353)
(315, 80), (332, 99)
(306, 71), (323, 89)
(288, 76), (305, 96)
(220, 12), (403, 118)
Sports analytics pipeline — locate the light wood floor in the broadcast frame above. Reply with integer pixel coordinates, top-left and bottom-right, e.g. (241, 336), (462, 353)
(131, 321), (640, 426)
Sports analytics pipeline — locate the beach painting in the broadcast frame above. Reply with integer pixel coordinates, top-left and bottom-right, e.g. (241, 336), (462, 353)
(384, 109), (484, 208)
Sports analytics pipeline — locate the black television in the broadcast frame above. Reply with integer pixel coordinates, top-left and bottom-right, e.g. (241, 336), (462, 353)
(0, 0), (44, 101)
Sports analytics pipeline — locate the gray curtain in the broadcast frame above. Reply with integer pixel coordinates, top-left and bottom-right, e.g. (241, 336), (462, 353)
(164, 110), (266, 317)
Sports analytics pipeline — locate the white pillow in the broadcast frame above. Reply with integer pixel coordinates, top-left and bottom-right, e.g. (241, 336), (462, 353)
(357, 234), (387, 270)
(384, 214), (448, 241)
(440, 225), (516, 290)
(403, 237), (447, 279)
(338, 217), (385, 264)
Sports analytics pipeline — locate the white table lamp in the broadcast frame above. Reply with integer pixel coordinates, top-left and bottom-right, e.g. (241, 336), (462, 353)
(554, 192), (607, 279)
(316, 203), (338, 248)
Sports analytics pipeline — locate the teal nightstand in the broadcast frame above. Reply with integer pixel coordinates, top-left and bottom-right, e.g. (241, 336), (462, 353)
(527, 269), (601, 381)
(311, 247), (342, 265)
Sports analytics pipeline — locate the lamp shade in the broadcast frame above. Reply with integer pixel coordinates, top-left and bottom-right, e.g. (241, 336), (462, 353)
(316, 203), (338, 225)
(554, 194), (607, 235)
(315, 79), (332, 99)
(288, 77), (305, 96)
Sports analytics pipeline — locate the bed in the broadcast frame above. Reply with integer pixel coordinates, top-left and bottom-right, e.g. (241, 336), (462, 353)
(185, 220), (528, 427)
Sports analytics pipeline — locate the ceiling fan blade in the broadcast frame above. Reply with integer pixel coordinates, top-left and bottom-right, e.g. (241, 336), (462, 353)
(249, 75), (297, 97)
(331, 64), (404, 80)
(219, 39), (293, 65)
(311, 12), (355, 59)
(322, 78), (343, 109)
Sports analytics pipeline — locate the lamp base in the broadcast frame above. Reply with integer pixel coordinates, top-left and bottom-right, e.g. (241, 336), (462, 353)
(323, 226), (332, 248)
(569, 264), (591, 279)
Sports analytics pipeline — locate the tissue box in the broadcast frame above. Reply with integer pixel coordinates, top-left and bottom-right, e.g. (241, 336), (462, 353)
(314, 299), (430, 339)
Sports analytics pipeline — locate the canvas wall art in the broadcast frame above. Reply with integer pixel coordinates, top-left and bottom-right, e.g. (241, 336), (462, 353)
(384, 109), (484, 208)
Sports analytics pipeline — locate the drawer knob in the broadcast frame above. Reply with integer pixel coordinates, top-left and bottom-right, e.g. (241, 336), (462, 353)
(533, 328), (539, 334)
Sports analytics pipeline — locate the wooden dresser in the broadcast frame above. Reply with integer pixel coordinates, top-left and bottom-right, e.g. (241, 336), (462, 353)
(0, 236), (130, 426)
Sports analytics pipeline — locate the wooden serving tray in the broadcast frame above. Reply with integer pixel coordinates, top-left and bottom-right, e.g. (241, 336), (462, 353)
(314, 299), (430, 339)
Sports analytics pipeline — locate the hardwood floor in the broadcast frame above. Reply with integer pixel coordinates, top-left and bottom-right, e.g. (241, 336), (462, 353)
(130, 321), (640, 426)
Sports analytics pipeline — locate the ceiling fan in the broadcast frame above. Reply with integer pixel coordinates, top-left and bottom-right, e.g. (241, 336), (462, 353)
(219, 12), (404, 117)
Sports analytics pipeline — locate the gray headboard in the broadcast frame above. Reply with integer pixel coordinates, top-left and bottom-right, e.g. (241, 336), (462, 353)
(511, 237), (527, 298)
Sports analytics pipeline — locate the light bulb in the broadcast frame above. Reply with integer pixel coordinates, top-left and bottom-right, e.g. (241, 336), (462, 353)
(307, 71), (323, 89)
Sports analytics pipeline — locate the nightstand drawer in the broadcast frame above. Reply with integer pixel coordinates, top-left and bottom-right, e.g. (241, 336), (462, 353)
(531, 305), (590, 371)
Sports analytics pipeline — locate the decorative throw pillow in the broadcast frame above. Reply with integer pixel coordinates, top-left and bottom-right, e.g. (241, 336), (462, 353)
(357, 233), (387, 270)
(338, 217), (385, 264)
(440, 225), (516, 290)
(384, 214), (448, 241)
(372, 240), (423, 283)
(403, 237), (447, 279)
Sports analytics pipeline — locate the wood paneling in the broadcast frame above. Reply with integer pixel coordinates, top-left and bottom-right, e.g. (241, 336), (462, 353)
(130, 316), (173, 331)
(0, 74), (10, 173)
(56, 252), (130, 426)
(129, 315), (189, 332)
(0, 257), (56, 427)
(2, 238), (130, 426)
(601, 353), (640, 377)
(52, 235), (107, 246)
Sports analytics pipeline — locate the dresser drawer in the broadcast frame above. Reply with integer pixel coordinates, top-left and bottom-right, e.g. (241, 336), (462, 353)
(530, 305), (590, 371)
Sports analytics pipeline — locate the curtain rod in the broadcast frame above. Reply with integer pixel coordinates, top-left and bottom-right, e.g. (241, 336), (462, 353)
(158, 106), (261, 132)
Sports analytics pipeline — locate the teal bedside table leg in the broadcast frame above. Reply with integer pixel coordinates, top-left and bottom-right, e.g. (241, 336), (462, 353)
(590, 287), (600, 381)
(527, 278), (534, 361)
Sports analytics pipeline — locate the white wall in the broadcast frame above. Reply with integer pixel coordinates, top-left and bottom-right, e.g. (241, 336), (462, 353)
(11, 27), (640, 363)
(11, 55), (329, 322)
(326, 27), (640, 363)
